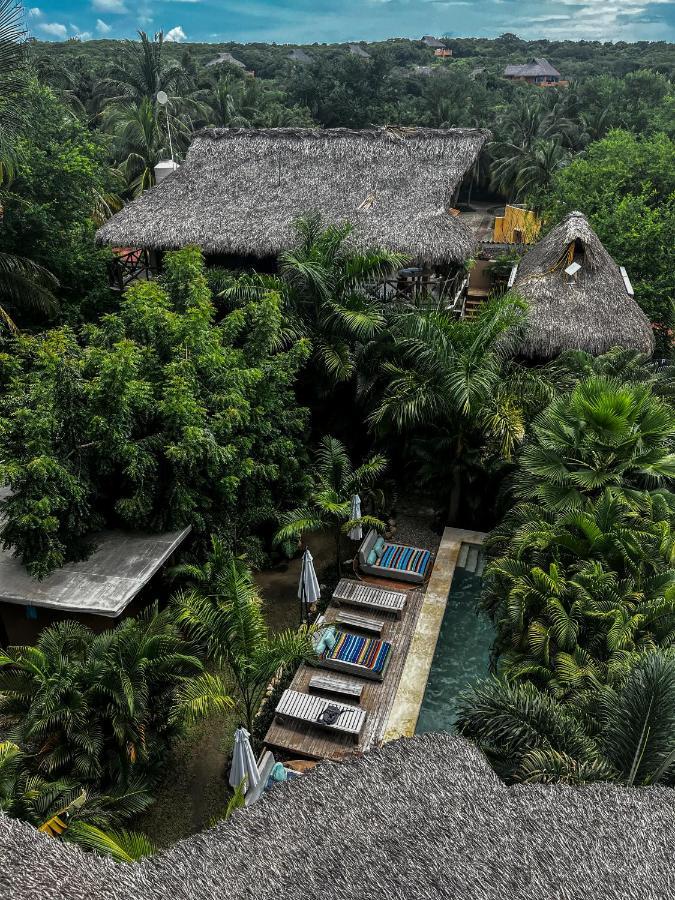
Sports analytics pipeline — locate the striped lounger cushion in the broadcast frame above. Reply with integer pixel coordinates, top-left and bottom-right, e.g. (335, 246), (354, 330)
(322, 631), (392, 674)
(379, 543), (431, 577)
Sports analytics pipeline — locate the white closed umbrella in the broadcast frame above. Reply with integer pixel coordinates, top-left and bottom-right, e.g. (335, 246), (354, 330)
(298, 547), (321, 611)
(229, 727), (260, 794)
(348, 494), (362, 541)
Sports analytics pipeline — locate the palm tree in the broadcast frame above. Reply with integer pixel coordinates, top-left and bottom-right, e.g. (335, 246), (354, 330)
(369, 294), (527, 523)
(99, 31), (191, 104)
(0, 252), (58, 332)
(102, 96), (188, 196)
(0, 1), (59, 329)
(222, 214), (405, 385)
(516, 377), (675, 512)
(0, 740), (155, 861)
(0, 608), (232, 783)
(174, 560), (312, 730)
(275, 436), (387, 575)
(456, 650), (675, 786)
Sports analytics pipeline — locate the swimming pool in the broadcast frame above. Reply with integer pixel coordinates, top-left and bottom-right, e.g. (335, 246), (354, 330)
(415, 563), (494, 734)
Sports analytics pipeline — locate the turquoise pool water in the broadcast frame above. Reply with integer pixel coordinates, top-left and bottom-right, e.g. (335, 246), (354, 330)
(415, 566), (494, 733)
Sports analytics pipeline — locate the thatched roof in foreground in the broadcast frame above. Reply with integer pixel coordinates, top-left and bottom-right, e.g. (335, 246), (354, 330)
(509, 212), (654, 359)
(96, 127), (490, 264)
(3, 733), (674, 900)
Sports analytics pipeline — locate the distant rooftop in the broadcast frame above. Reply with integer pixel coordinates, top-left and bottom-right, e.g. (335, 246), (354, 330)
(504, 58), (562, 79)
(0, 488), (191, 616)
(206, 51), (246, 69)
(422, 35), (447, 49)
(288, 48), (312, 64)
(348, 43), (371, 59)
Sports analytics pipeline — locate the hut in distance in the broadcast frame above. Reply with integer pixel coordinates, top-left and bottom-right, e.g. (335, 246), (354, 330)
(507, 211), (654, 360)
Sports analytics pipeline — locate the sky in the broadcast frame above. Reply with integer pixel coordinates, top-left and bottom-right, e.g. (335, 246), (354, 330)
(26, 0), (675, 45)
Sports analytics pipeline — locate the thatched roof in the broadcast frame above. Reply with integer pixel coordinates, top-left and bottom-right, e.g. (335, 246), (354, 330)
(288, 48), (312, 63)
(504, 58), (561, 78)
(205, 52), (246, 69)
(2, 733), (675, 900)
(422, 35), (447, 49)
(96, 127), (490, 265)
(348, 43), (371, 59)
(509, 212), (654, 359)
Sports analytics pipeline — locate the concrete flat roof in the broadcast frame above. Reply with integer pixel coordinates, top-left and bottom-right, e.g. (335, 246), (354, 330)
(0, 490), (191, 616)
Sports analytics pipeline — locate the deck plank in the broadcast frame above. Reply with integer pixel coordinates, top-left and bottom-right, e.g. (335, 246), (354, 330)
(264, 582), (424, 761)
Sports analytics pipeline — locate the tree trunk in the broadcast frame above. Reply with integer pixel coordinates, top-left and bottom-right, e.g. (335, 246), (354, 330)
(448, 464), (463, 526)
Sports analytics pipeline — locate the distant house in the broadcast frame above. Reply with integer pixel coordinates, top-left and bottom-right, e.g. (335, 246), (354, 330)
(0, 485), (191, 644)
(349, 43), (371, 59)
(506, 212), (653, 359)
(422, 35), (452, 57)
(288, 48), (312, 64)
(206, 51), (251, 74)
(503, 58), (566, 87)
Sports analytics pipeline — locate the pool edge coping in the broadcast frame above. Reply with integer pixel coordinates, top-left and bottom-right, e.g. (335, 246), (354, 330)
(382, 526), (487, 743)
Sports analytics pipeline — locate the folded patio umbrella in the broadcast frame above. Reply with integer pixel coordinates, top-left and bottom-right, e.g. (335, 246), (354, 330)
(348, 494), (362, 541)
(298, 547), (321, 608)
(229, 727), (260, 794)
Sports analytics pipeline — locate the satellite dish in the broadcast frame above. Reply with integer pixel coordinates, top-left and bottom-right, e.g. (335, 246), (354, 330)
(156, 90), (169, 105)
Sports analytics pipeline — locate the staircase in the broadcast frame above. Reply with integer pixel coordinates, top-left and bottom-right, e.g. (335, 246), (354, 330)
(456, 542), (485, 576)
(463, 291), (489, 319)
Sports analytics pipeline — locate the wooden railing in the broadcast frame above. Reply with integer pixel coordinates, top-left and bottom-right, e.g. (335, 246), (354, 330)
(364, 271), (467, 314)
(107, 248), (157, 292)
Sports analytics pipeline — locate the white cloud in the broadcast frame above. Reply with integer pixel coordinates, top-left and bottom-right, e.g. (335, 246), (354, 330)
(91, 0), (128, 14)
(165, 25), (187, 41)
(38, 22), (68, 38)
(28, 7), (41, 17)
(73, 31), (92, 40)
(96, 18), (112, 33)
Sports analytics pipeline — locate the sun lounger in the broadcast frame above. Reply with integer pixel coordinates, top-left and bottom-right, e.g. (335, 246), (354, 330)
(335, 610), (384, 635)
(316, 629), (393, 682)
(358, 529), (432, 585)
(333, 577), (407, 618)
(275, 689), (366, 742)
(308, 673), (364, 701)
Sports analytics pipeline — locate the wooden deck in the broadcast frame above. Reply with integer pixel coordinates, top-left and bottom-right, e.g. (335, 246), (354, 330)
(264, 583), (424, 761)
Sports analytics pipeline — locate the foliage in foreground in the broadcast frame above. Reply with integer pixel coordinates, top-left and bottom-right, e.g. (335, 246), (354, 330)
(457, 650), (675, 786)
(174, 554), (312, 730)
(0, 247), (310, 577)
(0, 604), (233, 859)
(274, 435), (388, 574)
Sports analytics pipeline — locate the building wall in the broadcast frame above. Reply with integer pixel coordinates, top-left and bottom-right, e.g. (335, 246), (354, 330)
(493, 205), (541, 244)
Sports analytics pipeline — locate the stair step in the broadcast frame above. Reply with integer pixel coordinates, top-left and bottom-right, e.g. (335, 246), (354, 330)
(457, 543), (469, 568)
(475, 556), (486, 577)
(465, 546), (479, 573)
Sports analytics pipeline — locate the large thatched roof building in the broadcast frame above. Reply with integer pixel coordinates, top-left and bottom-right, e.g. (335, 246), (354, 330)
(96, 127), (490, 265)
(509, 212), (654, 359)
(2, 733), (674, 900)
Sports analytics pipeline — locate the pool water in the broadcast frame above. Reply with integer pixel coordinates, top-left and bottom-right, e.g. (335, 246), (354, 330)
(415, 566), (494, 734)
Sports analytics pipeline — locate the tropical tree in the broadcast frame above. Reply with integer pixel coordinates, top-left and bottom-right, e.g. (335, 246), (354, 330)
(174, 559), (312, 730)
(516, 377), (675, 512)
(0, 741), (155, 861)
(0, 607), (232, 784)
(274, 436), (388, 574)
(102, 95), (189, 196)
(368, 294), (527, 522)
(99, 30), (191, 104)
(0, 2), (59, 330)
(456, 650), (675, 786)
(223, 214), (405, 385)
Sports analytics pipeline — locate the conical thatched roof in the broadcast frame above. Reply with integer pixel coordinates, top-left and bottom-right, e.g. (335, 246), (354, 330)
(509, 212), (654, 359)
(2, 733), (675, 900)
(96, 127), (490, 264)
